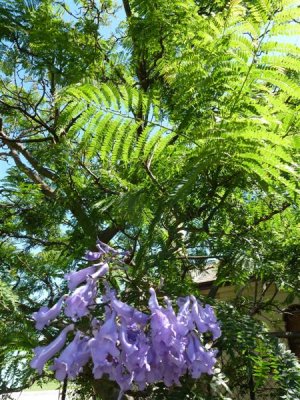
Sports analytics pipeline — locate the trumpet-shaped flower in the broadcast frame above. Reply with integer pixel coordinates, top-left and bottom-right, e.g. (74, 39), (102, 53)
(110, 293), (149, 326)
(191, 296), (221, 340)
(51, 331), (90, 380)
(89, 312), (120, 379)
(32, 296), (65, 331)
(186, 332), (217, 378)
(65, 265), (98, 290)
(90, 262), (109, 280)
(96, 240), (119, 256)
(64, 278), (97, 320)
(30, 324), (74, 374)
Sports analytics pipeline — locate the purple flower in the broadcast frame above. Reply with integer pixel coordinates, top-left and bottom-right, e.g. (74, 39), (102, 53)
(119, 323), (150, 376)
(186, 332), (217, 378)
(90, 262), (109, 280)
(64, 278), (97, 320)
(30, 324), (74, 374)
(191, 296), (221, 340)
(148, 287), (161, 311)
(202, 304), (221, 340)
(191, 296), (208, 333)
(89, 312), (120, 379)
(151, 308), (174, 347)
(119, 324), (138, 356)
(51, 331), (90, 380)
(147, 289), (189, 387)
(96, 240), (119, 255)
(149, 290), (176, 349)
(84, 241), (118, 261)
(32, 296), (65, 331)
(110, 293), (149, 326)
(164, 296), (189, 336)
(112, 364), (134, 393)
(177, 296), (193, 332)
(30, 241), (221, 395)
(85, 250), (103, 261)
(65, 265), (98, 291)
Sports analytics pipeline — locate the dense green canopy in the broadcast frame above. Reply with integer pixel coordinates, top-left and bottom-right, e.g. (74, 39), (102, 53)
(0, 0), (300, 399)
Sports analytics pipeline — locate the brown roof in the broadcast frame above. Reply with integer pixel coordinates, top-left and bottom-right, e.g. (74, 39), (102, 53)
(190, 264), (218, 287)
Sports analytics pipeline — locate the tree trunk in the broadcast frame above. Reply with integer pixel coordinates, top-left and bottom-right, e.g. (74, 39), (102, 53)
(92, 377), (134, 400)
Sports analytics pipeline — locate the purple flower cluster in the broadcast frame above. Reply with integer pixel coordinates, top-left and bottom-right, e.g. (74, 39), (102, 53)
(30, 241), (221, 398)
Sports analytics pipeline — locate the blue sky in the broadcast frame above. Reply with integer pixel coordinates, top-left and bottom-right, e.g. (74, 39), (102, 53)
(0, 160), (10, 180)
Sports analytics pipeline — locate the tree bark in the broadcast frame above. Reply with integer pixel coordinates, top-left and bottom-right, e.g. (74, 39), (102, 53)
(92, 377), (134, 400)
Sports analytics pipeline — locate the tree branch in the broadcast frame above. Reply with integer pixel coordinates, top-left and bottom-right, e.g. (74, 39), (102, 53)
(0, 97), (59, 142)
(79, 161), (119, 194)
(0, 118), (56, 180)
(122, 0), (132, 18)
(0, 231), (67, 247)
(2, 136), (53, 143)
(240, 202), (291, 235)
(175, 255), (222, 260)
(202, 187), (233, 233)
(7, 148), (56, 198)
(267, 331), (300, 339)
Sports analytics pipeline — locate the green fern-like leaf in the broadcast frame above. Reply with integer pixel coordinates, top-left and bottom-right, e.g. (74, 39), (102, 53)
(86, 113), (114, 160)
(57, 83), (174, 169)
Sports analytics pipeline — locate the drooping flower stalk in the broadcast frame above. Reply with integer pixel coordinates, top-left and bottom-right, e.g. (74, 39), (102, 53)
(31, 240), (221, 396)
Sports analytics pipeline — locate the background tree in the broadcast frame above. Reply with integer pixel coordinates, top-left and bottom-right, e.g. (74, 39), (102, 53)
(0, 0), (300, 399)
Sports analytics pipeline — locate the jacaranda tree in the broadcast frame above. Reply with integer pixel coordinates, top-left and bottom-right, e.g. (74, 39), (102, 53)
(0, 0), (300, 399)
